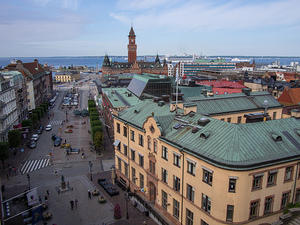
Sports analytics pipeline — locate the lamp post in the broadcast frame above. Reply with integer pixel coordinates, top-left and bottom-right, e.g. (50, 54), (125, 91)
(27, 173), (31, 190)
(124, 192), (129, 219)
(89, 161), (93, 181)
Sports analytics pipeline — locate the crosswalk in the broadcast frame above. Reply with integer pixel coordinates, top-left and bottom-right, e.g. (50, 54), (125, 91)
(20, 158), (50, 174)
(49, 120), (63, 126)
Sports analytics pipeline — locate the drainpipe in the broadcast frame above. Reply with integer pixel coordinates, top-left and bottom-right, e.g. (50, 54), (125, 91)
(180, 148), (184, 225)
(292, 162), (299, 204)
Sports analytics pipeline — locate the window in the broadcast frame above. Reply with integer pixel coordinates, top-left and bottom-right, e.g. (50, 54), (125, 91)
(221, 118), (224, 121)
(173, 199), (180, 219)
(252, 175), (263, 190)
(139, 134), (144, 147)
(173, 154), (181, 167)
(131, 149), (135, 161)
(226, 205), (234, 222)
(267, 171), (277, 187)
(117, 123), (120, 133)
(249, 200), (259, 219)
(264, 196), (273, 215)
(281, 191), (290, 209)
(237, 116), (242, 123)
(130, 130), (135, 142)
(123, 126), (127, 137)
(123, 144), (128, 156)
(201, 194), (211, 214)
(139, 154), (144, 168)
(228, 178), (236, 192)
(147, 136), (151, 150)
(273, 112), (277, 120)
(201, 220), (209, 225)
(295, 189), (300, 203)
(117, 142), (121, 151)
(187, 161), (195, 176)
(284, 166), (293, 182)
(203, 169), (213, 185)
(153, 139), (157, 153)
(186, 208), (193, 225)
(139, 173), (144, 189)
(173, 176), (180, 192)
(118, 157), (122, 171)
(227, 117), (231, 123)
(186, 184), (195, 202)
(124, 162), (128, 177)
(162, 146), (168, 160)
(131, 167), (136, 184)
(162, 190), (168, 209)
(149, 160), (155, 174)
(162, 168), (168, 183)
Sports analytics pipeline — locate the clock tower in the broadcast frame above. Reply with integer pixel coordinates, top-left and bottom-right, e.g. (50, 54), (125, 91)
(128, 27), (137, 63)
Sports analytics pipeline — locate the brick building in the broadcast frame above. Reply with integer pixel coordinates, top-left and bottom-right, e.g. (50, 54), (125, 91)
(102, 27), (167, 76)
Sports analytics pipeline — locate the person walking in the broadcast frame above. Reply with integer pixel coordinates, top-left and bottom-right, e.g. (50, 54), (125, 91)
(70, 200), (74, 210)
(75, 199), (78, 208)
(46, 190), (49, 196)
(88, 190), (91, 199)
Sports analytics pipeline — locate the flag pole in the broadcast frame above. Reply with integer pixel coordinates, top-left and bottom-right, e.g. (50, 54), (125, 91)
(175, 67), (179, 114)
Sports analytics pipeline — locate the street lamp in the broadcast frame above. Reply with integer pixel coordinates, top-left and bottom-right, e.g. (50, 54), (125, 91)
(27, 173), (31, 190)
(89, 161), (93, 181)
(124, 192), (129, 219)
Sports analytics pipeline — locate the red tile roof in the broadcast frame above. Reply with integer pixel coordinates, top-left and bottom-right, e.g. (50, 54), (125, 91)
(23, 61), (45, 75)
(213, 88), (242, 95)
(278, 87), (300, 106)
(197, 80), (246, 89)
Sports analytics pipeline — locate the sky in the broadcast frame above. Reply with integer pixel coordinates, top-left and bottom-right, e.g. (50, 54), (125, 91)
(1, 0), (300, 57)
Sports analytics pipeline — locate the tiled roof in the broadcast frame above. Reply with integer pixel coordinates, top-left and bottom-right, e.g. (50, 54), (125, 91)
(197, 80), (246, 89)
(23, 61), (45, 76)
(213, 88), (242, 95)
(116, 100), (300, 170)
(179, 86), (212, 98)
(278, 88), (300, 106)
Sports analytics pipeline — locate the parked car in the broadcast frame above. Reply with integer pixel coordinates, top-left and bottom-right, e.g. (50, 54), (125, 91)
(37, 125), (44, 134)
(98, 178), (119, 196)
(45, 124), (52, 131)
(54, 137), (62, 147)
(67, 147), (80, 154)
(27, 141), (37, 149)
(31, 134), (39, 142)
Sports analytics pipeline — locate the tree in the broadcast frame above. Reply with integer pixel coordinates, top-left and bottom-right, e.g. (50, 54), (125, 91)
(88, 100), (96, 108)
(22, 119), (32, 127)
(8, 130), (22, 148)
(90, 116), (99, 121)
(91, 120), (102, 128)
(89, 112), (99, 118)
(32, 113), (39, 128)
(0, 142), (9, 168)
(92, 126), (102, 139)
(94, 131), (103, 151)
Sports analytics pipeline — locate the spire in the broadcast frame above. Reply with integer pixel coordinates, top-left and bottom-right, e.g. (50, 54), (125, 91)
(103, 55), (111, 67)
(155, 54), (160, 65)
(129, 27), (135, 37)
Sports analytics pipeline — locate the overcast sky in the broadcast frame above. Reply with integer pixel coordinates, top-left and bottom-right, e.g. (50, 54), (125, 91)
(1, 0), (300, 57)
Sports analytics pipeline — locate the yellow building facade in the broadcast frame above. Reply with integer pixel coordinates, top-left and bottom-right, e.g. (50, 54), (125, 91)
(55, 72), (80, 83)
(113, 100), (300, 225)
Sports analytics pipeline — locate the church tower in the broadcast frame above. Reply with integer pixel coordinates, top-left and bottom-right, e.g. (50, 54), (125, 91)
(128, 27), (137, 63)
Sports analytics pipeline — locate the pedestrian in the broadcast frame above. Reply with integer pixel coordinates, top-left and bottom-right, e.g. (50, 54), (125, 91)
(70, 200), (74, 210)
(6, 174), (9, 180)
(45, 196), (48, 204)
(46, 190), (49, 196)
(75, 199), (78, 208)
(88, 190), (91, 199)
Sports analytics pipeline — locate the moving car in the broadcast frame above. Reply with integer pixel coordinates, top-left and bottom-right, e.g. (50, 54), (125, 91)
(27, 141), (37, 149)
(98, 178), (119, 196)
(31, 134), (39, 142)
(37, 125), (44, 134)
(45, 124), (52, 131)
(54, 137), (62, 147)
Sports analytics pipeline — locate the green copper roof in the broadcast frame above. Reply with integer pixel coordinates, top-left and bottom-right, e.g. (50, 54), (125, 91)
(102, 87), (141, 108)
(184, 91), (281, 115)
(116, 99), (300, 170)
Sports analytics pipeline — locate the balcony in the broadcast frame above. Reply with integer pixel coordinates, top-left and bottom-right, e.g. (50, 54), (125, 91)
(0, 113), (8, 121)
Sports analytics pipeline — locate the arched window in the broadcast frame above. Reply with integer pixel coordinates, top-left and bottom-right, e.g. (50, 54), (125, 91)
(147, 136), (151, 150)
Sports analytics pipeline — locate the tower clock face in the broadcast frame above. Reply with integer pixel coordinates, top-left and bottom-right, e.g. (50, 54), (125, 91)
(131, 39), (134, 43)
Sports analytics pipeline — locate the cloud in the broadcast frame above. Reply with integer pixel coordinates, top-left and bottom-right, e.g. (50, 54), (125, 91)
(111, 0), (300, 31)
(116, 0), (175, 11)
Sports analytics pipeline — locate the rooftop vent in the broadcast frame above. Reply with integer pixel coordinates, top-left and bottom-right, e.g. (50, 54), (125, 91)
(173, 123), (182, 130)
(198, 117), (210, 126)
(158, 101), (165, 107)
(134, 109), (140, 114)
(192, 127), (199, 133)
(271, 133), (282, 142)
(189, 112), (195, 117)
(153, 97), (161, 102)
(242, 88), (251, 96)
(294, 129), (300, 137)
(200, 131), (210, 139)
(127, 93), (132, 97)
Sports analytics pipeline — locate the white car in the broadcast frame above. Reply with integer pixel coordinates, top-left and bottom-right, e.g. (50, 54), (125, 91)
(45, 124), (52, 131)
(31, 134), (39, 142)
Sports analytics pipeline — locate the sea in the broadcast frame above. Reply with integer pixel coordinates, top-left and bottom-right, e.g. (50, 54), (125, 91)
(0, 56), (300, 69)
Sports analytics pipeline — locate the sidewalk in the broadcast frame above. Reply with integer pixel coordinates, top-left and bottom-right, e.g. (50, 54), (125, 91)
(91, 171), (157, 225)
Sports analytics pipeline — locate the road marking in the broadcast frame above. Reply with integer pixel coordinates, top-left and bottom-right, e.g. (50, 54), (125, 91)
(20, 158), (51, 174)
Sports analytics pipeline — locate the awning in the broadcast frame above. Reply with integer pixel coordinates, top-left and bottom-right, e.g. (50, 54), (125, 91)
(113, 140), (120, 146)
